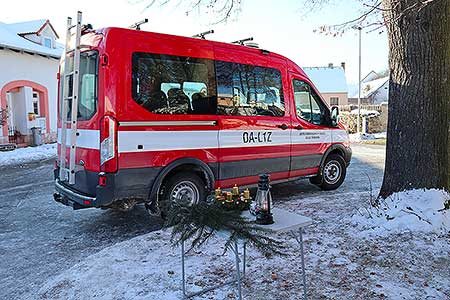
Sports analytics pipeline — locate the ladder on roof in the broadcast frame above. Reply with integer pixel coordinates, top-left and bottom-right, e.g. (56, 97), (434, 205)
(59, 11), (82, 185)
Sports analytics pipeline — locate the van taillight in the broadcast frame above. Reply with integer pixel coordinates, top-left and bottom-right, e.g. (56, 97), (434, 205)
(100, 116), (117, 172)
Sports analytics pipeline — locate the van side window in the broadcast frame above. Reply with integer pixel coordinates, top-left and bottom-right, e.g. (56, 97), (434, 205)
(216, 61), (285, 117)
(132, 52), (217, 115)
(292, 79), (329, 126)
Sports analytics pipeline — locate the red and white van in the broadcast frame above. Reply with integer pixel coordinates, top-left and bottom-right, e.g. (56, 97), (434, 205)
(54, 25), (351, 215)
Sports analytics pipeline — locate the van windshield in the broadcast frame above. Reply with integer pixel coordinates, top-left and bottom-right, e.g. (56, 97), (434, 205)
(60, 51), (98, 120)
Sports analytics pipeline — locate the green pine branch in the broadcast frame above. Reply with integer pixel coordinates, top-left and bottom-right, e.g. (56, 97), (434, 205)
(164, 201), (288, 257)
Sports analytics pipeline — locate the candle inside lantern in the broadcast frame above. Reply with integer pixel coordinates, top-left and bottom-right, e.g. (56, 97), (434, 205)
(255, 174), (274, 225)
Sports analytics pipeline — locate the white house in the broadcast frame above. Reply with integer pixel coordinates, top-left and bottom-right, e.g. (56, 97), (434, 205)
(303, 63), (349, 106)
(0, 19), (63, 146)
(349, 71), (389, 105)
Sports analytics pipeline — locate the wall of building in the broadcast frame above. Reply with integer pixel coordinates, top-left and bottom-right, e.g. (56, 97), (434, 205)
(0, 48), (59, 139)
(348, 97), (372, 105)
(321, 92), (349, 106)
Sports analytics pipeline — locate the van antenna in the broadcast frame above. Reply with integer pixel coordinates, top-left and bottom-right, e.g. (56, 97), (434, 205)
(192, 30), (214, 39)
(129, 18), (149, 30)
(231, 37), (254, 45)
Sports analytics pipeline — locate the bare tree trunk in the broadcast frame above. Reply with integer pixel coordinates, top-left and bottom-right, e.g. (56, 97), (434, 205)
(379, 0), (450, 198)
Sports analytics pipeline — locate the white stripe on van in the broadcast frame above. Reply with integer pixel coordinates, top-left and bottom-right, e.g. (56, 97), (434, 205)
(57, 128), (100, 150)
(117, 129), (348, 153)
(332, 129), (350, 143)
(118, 130), (219, 153)
(56, 128), (348, 153)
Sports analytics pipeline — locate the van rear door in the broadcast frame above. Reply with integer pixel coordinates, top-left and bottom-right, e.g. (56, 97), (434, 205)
(289, 74), (332, 177)
(57, 50), (100, 195)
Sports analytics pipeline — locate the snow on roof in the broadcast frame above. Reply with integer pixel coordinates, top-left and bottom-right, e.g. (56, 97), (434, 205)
(303, 66), (348, 94)
(361, 70), (380, 83)
(0, 20), (63, 58)
(5, 19), (47, 35)
(350, 76), (388, 98)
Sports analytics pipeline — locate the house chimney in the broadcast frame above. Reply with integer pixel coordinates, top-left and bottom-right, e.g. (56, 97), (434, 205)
(328, 63), (333, 68)
(341, 62), (346, 71)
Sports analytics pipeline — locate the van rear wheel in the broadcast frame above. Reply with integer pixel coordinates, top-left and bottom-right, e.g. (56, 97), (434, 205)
(159, 172), (207, 219)
(311, 154), (346, 190)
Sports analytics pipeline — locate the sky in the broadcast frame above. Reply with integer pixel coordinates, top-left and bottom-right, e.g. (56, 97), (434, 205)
(0, 0), (388, 87)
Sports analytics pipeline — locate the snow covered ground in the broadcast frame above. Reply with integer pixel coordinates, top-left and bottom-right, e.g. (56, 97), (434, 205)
(0, 143), (56, 168)
(37, 146), (450, 300)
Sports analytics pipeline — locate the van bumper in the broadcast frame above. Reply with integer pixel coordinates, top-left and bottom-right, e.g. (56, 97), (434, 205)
(53, 167), (161, 209)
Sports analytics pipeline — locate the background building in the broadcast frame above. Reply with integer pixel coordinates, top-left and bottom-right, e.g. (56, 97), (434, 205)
(0, 19), (62, 147)
(348, 71), (389, 105)
(303, 63), (348, 106)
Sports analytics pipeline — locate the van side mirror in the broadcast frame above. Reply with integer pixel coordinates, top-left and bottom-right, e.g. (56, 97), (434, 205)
(330, 106), (339, 127)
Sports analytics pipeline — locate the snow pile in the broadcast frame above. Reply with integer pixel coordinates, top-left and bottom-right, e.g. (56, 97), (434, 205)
(349, 132), (376, 142)
(373, 132), (386, 139)
(352, 189), (450, 235)
(350, 109), (380, 117)
(0, 143), (56, 167)
(349, 132), (386, 142)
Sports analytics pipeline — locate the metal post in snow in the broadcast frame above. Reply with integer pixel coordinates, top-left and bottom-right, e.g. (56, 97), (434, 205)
(357, 26), (362, 134)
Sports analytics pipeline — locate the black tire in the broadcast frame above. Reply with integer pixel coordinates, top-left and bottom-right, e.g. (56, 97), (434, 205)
(159, 172), (207, 218)
(313, 154), (347, 190)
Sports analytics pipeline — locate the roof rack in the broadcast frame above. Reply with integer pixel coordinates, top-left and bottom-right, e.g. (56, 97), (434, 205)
(192, 30), (214, 39)
(129, 19), (148, 30)
(231, 37), (254, 45)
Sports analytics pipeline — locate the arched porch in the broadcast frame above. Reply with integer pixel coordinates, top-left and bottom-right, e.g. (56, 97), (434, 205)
(0, 80), (50, 145)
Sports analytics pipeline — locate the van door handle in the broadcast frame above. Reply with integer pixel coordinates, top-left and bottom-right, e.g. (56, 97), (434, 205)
(294, 125), (303, 130)
(277, 124), (288, 130)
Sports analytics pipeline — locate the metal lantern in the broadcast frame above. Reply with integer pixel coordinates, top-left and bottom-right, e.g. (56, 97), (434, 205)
(255, 173), (274, 225)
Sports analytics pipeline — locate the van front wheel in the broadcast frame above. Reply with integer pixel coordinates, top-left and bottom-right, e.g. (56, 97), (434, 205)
(311, 154), (346, 190)
(159, 172), (207, 218)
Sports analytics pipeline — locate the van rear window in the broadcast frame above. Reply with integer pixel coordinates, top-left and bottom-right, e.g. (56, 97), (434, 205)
(132, 53), (217, 115)
(60, 51), (98, 120)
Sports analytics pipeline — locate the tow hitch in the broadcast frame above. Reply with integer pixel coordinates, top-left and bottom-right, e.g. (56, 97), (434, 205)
(53, 193), (87, 210)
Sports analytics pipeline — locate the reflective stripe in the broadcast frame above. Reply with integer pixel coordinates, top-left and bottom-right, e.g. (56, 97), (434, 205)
(56, 128), (348, 153)
(220, 130), (290, 148)
(291, 129), (332, 145)
(57, 128), (100, 150)
(119, 120), (217, 127)
(332, 129), (350, 143)
(117, 129), (347, 153)
(118, 130), (219, 153)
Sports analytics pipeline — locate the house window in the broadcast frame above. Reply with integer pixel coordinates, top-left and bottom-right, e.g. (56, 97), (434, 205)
(43, 37), (52, 48)
(330, 97), (339, 106)
(32, 92), (40, 115)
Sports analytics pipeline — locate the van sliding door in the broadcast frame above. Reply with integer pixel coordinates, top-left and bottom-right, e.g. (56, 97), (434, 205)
(215, 48), (291, 187)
